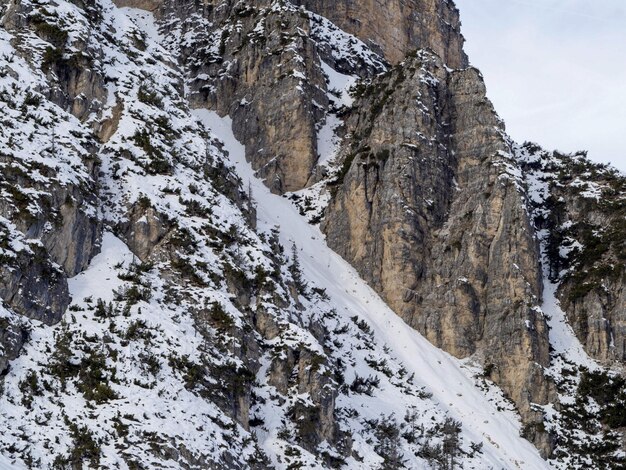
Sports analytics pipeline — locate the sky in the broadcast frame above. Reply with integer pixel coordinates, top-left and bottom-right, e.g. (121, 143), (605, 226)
(454, 0), (626, 172)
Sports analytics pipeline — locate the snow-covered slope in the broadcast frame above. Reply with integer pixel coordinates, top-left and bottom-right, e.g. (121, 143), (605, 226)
(193, 110), (551, 470)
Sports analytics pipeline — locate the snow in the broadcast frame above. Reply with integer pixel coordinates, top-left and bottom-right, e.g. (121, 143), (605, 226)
(120, 7), (164, 46)
(0, 454), (25, 470)
(193, 109), (553, 470)
(316, 113), (342, 168)
(515, 145), (600, 370)
(0, 3), (269, 466)
(321, 61), (357, 108)
(0, 228), (258, 467)
(286, 58), (362, 223)
(534, 249), (598, 369)
(573, 179), (603, 200)
(307, 11), (387, 73)
(314, 61), (357, 169)
(68, 232), (135, 304)
(1, 0), (614, 466)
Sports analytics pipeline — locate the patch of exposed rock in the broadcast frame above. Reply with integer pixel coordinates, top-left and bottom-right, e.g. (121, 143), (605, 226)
(291, 0), (468, 68)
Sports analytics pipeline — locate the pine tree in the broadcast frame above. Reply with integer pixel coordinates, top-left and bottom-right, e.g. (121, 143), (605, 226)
(441, 417), (462, 470)
(289, 242), (306, 293)
(247, 180), (257, 228)
(375, 415), (405, 469)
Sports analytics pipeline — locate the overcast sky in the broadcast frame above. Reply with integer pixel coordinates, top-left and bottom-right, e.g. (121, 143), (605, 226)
(454, 0), (626, 172)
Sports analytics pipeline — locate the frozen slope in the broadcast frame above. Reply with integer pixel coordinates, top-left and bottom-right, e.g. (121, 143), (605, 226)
(0, 454), (25, 470)
(193, 109), (553, 470)
(541, 276), (597, 370)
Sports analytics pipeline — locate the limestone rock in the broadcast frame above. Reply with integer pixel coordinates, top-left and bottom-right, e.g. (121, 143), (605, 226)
(117, 202), (170, 262)
(0, 316), (27, 376)
(292, 0), (468, 68)
(322, 52), (555, 448)
(2, 0), (626, 466)
(113, 0), (163, 11)
(179, 1), (328, 193)
(0, 237), (69, 325)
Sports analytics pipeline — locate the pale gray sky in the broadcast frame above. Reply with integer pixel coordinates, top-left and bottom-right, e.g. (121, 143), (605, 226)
(455, 0), (626, 171)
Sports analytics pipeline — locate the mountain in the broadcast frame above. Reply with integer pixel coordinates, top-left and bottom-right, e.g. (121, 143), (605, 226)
(0, 0), (625, 468)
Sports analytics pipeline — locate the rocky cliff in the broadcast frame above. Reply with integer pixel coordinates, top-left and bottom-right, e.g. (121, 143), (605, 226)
(321, 53), (555, 453)
(0, 0), (625, 468)
(291, 0), (467, 67)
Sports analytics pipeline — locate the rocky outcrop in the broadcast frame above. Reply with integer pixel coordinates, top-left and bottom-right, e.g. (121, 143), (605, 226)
(0, 0), (103, 277)
(113, 0), (162, 10)
(0, 315), (27, 376)
(178, 1), (328, 193)
(291, 0), (468, 68)
(160, 0), (386, 195)
(0, 5), (103, 376)
(322, 52), (555, 451)
(117, 202), (170, 262)
(3, 0), (109, 122)
(266, 325), (339, 452)
(120, 0), (466, 70)
(520, 145), (626, 365)
(0, 153), (101, 278)
(170, 0), (466, 194)
(0, 222), (69, 324)
(563, 275), (626, 362)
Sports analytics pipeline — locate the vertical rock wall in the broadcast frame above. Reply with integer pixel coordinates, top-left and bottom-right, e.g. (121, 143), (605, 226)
(322, 54), (555, 453)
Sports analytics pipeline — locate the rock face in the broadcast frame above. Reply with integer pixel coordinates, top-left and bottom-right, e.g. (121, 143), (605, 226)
(0, 1), (103, 325)
(519, 145), (626, 364)
(0, 223), (68, 375)
(0, 313), (27, 377)
(166, 0), (327, 193)
(0, 240), (69, 325)
(0, 2), (431, 467)
(321, 52), (555, 451)
(168, 0), (465, 194)
(564, 275), (626, 362)
(113, 0), (162, 10)
(291, 0), (468, 68)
